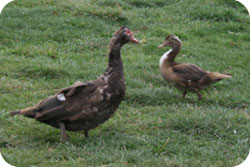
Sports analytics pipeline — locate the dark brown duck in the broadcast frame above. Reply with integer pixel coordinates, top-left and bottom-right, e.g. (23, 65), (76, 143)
(10, 27), (139, 142)
(158, 35), (231, 100)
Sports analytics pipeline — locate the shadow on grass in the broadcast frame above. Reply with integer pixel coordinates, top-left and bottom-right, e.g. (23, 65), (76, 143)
(125, 88), (248, 109)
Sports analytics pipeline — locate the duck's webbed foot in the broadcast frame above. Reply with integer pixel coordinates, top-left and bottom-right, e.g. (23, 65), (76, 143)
(59, 122), (69, 143)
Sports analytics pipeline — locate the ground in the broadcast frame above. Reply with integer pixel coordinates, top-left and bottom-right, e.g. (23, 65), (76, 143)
(0, 0), (249, 167)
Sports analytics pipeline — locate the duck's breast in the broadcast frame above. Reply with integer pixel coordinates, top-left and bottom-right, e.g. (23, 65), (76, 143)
(159, 49), (172, 67)
(160, 65), (181, 84)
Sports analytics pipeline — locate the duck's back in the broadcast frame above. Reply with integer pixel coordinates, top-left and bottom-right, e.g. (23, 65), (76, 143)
(160, 62), (208, 88)
(172, 63), (207, 81)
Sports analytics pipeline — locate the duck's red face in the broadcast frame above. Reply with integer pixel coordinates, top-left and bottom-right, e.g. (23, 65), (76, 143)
(123, 28), (140, 44)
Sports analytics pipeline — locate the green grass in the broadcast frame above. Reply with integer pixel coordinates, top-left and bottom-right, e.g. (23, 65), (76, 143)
(0, 0), (249, 166)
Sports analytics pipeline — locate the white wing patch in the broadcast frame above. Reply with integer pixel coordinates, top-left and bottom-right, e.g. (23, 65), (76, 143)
(57, 94), (66, 101)
(159, 49), (172, 67)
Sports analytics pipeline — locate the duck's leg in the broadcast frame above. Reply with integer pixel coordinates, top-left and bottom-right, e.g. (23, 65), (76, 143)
(182, 91), (187, 98)
(194, 89), (202, 100)
(84, 130), (89, 138)
(58, 122), (69, 142)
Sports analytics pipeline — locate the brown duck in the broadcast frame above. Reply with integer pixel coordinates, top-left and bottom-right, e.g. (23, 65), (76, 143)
(10, 27), (139, 142)
(158, 35), (231, 100)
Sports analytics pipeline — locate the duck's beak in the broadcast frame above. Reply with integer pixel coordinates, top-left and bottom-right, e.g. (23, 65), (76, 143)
(130, 35), (140, 44)
(158, 41), (167, 48)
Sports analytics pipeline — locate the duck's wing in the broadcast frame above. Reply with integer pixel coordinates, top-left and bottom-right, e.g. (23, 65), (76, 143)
(35, 81), (97, 121)
(172, 63), (208, 82)
(24, 79), (106, 122)
(57, 81), (89, 97)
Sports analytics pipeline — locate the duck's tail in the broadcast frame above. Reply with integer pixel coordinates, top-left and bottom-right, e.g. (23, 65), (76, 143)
(10, 110), (21, 116)
(207, 72), (232, 81)
(199, 72), (232, 86)
(10, 106), (36, 118)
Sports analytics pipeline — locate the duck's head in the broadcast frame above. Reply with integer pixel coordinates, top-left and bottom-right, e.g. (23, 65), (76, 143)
(113, 26), (140, 44)
(109, 27), (139, 52)
(158, 35), (182, 48)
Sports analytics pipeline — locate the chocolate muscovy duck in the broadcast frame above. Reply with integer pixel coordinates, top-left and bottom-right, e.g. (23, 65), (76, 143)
(10, 27), (139, 142)
(158, 35), (231, 100)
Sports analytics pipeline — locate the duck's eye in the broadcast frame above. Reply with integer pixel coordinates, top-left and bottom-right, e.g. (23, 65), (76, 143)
(125, 30), (132, 36)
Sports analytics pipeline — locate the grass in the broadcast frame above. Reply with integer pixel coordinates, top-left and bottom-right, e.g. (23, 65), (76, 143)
(0, 0), (249, 166)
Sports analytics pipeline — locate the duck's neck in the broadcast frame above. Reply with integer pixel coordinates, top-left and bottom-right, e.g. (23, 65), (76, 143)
(160, 44), (181, 66)
(106, 37), (124, 75)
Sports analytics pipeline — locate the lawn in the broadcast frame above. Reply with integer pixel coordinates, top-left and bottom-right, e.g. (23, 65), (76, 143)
(0, 0), (249, 166)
